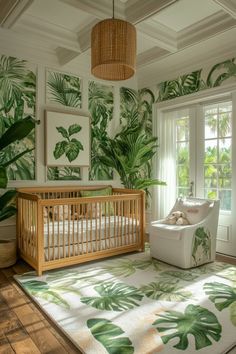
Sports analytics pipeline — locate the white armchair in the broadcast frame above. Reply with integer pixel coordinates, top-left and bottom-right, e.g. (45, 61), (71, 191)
(149, 198), (220, 268)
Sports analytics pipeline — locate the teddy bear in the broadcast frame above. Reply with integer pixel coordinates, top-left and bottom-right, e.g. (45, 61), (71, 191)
(164, 211), (190, 225)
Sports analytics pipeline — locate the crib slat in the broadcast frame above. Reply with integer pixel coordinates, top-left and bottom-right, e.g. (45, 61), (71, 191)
(81, 203), (84, 255)
(72, 203), (75, 257)
(108, 203), (111, 249)
(95, 203), (98, 252)
(136, 199), (139, 244)
(104, 202), (107, 249)
(63, 205), (65, 258)
(99, 202), (101, 251)
(77, 205), (79, 256)
(121, 201), (123, 246)
(86, 203), (88, 254)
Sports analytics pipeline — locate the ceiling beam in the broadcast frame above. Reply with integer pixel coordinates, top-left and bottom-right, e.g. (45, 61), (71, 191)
(178, 11), (236, 49)
(137, 22), (177, 52)
(125, 0), (178, 24)
(0, 0), (33, 28)
(15, 17), (81, 53)
(213, 0), (236, 19)
(137, 47), (170, 67)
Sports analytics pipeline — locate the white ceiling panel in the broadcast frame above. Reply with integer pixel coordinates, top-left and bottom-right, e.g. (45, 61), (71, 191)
(26, 0), (93, 31)
(151, 0), (221, 31)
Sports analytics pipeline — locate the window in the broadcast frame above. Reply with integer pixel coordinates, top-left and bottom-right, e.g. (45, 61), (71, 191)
(204, 101), (232, 211)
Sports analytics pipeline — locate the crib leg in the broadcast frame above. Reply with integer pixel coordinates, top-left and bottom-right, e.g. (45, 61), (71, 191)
(36, 268), (42, 277)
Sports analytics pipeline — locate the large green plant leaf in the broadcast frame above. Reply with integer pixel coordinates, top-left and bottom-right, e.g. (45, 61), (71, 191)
(0, 205), (17, 222)
(87, 318), (134, 354)
(204, 282), (236, 311)
(103, 260), (138, 277)
(54, 125), (83, 162)
(230, 302), (236, 326)
(0, 190), (16, 221)
(132, 258), (163, 271)
(206, 59), (236, 88)
(80, 282), (143, 311)
(140, 281), (192, 301)
(65, 140), (83, 162)
(102, 258), (163, 278)
(0, 166), (7, 188)
(56, 126), (69, 139)
(192, 227), (211, 266)
(53, 141), (68, 159)
(22, 279), (82, 309)
(0, 115), (38, 150)
(217, 267), (236, 282)
(153, 304), (222, 350)
(0, 56), (26, 112)
(159, 270), (199, 281)
(68, 124), (82, 136)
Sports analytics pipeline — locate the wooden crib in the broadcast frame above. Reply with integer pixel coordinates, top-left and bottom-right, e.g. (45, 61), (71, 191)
(17, 186), (145, 275)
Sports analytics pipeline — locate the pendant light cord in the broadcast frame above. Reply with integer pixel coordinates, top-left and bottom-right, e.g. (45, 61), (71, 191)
(112, 0), (114, 19)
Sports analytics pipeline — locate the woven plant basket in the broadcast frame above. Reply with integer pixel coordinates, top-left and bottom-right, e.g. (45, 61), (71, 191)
(0, 239), (16, 268)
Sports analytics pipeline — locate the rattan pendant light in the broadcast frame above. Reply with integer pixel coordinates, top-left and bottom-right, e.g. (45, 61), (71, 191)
(91, 0), (136, 81)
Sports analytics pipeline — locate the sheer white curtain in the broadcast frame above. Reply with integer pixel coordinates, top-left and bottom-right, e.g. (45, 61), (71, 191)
(152, 106), (189, 220)
(152, 107), (176, 220)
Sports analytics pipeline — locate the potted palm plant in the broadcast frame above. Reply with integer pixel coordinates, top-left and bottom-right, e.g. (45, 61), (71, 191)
(98, 123), (166, 198)
(0, 116), (39, 267)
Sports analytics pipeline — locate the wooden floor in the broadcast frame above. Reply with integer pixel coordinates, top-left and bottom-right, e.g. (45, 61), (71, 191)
(1, 255), (236, 354)
(0, 260), (81, 354)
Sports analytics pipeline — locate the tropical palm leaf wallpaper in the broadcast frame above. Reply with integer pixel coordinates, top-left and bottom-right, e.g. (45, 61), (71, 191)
(120, 87), (155, 136)
(88, 81), (114, 180)
(46, 70), (82, 180)
(0, 55), (36, 180)
(2, 54), (235, 184)
(46, 70), (82, 108)
(47, 166), (81, 181)
(156, 58), (236, 102)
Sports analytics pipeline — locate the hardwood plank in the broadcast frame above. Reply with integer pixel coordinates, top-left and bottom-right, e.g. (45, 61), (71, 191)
(0, 261), (81, 353)
(1, 268), (15, 278)
(13, 302), (70, 354)
(0, 307), (19, 335)
(0, 335), (14, 354)
(0, 271), (8, 286)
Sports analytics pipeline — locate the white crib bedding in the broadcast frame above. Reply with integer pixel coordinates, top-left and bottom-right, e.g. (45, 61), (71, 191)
(43, 216), (139, 248)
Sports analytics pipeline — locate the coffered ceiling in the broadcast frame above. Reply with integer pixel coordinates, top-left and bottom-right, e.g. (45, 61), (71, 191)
(0, 0), (236, 87)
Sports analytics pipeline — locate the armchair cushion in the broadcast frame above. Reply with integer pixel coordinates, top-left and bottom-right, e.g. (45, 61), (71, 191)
(172, 198), (211, 224)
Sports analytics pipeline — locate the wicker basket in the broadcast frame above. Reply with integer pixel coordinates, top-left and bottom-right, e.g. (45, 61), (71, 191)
(0, 239), (17, 268)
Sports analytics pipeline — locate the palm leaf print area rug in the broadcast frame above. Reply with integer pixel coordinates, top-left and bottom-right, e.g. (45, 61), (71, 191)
(15, 247), (236, 354)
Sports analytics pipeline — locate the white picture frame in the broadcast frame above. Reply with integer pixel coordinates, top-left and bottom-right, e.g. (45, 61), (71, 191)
(45, 109), (90, 167)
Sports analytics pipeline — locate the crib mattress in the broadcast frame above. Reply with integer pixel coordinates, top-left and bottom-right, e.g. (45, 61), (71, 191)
(43, 216), (139, 248)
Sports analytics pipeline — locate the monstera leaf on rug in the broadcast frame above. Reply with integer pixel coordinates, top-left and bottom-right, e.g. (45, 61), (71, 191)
(15, 249), (236, 354)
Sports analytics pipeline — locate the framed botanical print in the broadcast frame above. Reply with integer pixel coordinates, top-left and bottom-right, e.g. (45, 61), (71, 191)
(45, 109), (90, 167)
